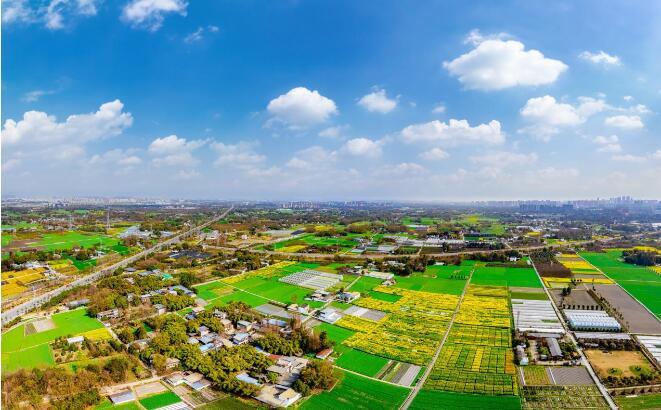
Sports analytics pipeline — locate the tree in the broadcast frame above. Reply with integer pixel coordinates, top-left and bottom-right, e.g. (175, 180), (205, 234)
(152, 353), (167, 373)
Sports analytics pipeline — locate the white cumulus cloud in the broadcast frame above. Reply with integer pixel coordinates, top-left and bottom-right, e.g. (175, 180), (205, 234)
(593, 135), (622, 153)
(401, 119), (504, 145)
(357, 88), (398, 113)
(419, 148), (449, 160)
(579, 51), (621, 67)
(267, 87), (338, 129)
(121, 0), (187, 31)
(343, 138), (383, 158)
(604, 115), (644, 130)
(212, 141), (265, 168)
(149, 135), (206, 167)
(2, 100), (133, 146)
(443, 33), (567, 90)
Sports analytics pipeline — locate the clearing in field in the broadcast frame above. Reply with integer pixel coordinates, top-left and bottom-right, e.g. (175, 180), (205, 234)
(300, 371), (409, 410)
(25, 318), (56, 334)
(410, 390), (521, 410)
(585, 349), (654, 379)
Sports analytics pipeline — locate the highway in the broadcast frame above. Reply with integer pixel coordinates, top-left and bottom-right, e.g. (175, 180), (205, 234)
(1, 207), (232, 325)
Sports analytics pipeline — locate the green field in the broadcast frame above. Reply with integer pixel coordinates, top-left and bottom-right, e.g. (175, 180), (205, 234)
(2, 309), (105, 372)
(350, 276), (384, 294)
(470, 266), (542, 288)
(581, 251), (661, 316)
(410, 390), (521, 409)
(139, 391), (181, 410)
(199, 396), (266, 409)
(615, 393), (661, 410)
(314, 323), (355, 354)
(335, 348), (390, 377)
(95, 400), (142, 410)
(370, 291), (402, 303)
(394, 264), (472, 295)
(36, 232), (120, 251)
(300, 371), (409, 410)
(509, 291), (548, 300)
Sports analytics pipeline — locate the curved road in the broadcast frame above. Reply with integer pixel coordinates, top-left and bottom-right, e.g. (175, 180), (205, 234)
(1, 207), (232, 325)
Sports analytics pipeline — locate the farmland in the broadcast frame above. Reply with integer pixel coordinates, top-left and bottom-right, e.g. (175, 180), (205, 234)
(521, 386), (609, 409)
(470, 265), (542, 288)
(1, 308), (105, 372)
(410, 390), (521, 409)
(425, 285), (517, 397)
(615, 393), (661, 410)
(335, 348), (390, 377)
(300, 371), (409, 410)
(580, 250), (661, 316)
(139, 391), (182, 410)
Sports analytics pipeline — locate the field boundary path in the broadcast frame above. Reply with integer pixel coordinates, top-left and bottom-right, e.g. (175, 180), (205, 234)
(1, 207), (233, 325)
(399, 266), (475, 410)
(530, 259), (618, 410)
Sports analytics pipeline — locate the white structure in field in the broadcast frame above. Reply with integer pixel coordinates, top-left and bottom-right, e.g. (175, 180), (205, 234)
(636, 335), (661, 366)
(511, 299), (565, 334)
(279, 269), (342, 290)
(564, 310), (621, 332)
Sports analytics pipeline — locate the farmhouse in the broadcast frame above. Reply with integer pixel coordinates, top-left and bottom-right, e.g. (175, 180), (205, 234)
(317, 308), (341, 324)
(256, 385), (302, 408)
(66, 336), (84, 345)
(108, 390), (135, 405)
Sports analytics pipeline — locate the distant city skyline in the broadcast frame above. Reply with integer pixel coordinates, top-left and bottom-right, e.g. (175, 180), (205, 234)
(2, 1), (660, 200)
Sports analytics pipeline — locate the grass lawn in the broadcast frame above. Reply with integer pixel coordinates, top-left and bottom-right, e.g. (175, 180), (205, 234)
(300, 371), (409, 410)
(410, 390), (521, 409)
(581, 251), (661, 316)
(335, 348), (390, 377)
(139, 391), (181, 410)
(470, 266), (542, 288)
(204, 290), (267, 308)
(615, 393), (661, 410)
(195, 280), (230, 301)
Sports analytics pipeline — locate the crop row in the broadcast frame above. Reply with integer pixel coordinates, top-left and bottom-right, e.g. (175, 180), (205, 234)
(425, 369), (518, 396)
(447, 324), (511, 347)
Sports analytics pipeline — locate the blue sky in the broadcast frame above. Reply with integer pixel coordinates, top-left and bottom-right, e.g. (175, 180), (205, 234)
(2, 0), (660, 200)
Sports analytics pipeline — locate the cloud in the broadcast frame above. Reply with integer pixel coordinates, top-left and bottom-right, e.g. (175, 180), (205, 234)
(443, 32), (567, 90)
(211, 141), (265, 168)
(357, 88), (398, 113)
(266, 87), (338, 129)
(89, 149), (142, 170)
(2, 100), (133, 146)
(2, 0), (99, 29)
(611, 154), (647, 162)
(318, 125), (349, 139)
(653, 150), (661, 160)
(469, 151), (538, 167)
(579, 51), (621, 67)
(286, 146), (337, 169)
(374, 162), (425, 176)
(343, 138), (383, 158)
(604, 115), (644, 129)
(21, 89), (57, 102)
(2, 159), (21, 172)
(121, 0), (188, 31)
(534, 167), (579, 179)
(401, 119), (504, 145)
(519, 95), (607, 140)
(173, 169), (200, 180)
(592, 135), (622, 153)
(431, 103), (446, 114)
(184, 25), (219, 43)
(419, 148), (449, 160)
(148, 135), (206, 167)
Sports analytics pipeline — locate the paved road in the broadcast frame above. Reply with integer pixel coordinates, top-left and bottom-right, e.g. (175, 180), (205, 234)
(399, 266), (476, 409)
(1, 207), (232, 325)
(530, 259), (618, 410)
